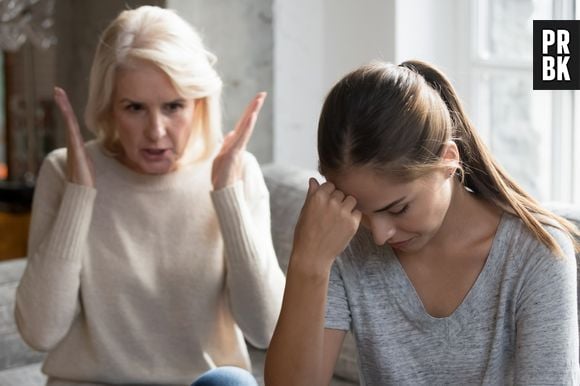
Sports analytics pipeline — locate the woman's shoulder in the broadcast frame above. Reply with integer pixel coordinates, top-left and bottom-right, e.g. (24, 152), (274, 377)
(240, 150), (268, 199)
(44, 146), (67, 163)
(500, 213), (574, 252)
(40, 140), (104, 176)
(241, 151), (261, 177)
(39, 147), (68, 179)
(497, 212), (576, 275)
(42, 140), (102, 165)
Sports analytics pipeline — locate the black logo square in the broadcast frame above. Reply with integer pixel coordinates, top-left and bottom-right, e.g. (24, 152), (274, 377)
(533, 20), (580, 90)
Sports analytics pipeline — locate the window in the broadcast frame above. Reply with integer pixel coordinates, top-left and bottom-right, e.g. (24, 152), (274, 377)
(468, 0), (579, 204)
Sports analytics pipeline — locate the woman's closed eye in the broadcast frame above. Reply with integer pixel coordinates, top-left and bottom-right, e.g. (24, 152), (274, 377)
(389, 204), (409, 216)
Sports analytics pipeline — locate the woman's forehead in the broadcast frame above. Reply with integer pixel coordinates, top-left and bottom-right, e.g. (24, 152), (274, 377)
(327, 167), (419, 209)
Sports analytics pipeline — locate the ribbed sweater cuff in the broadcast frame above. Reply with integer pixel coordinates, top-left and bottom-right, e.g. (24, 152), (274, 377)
(210, 182), (258, 267)
(45, 182), (97, 261)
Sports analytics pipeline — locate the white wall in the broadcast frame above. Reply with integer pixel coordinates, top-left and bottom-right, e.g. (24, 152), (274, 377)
(273, 0), (396, 170)
(167, 0), (274, 164)
(272, 0), (325, 170)
(273, 0), (469, 170)
(394, 0), (468, 102)
(323, 0), (396, 87)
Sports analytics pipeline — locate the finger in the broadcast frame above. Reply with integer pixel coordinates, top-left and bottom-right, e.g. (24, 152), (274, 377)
(238, 92), (266, 131)
(219, 99), (256, 154)
(307, 177), (320, 196)
(230, 95), (261, 142)
(219, 130), (237, 152)
(54, 87), (82, 146)
(232, 92), (267, 150)
(234, 95), (265, 149)
(343, 195), (357, 212)
(318, 181), (336, 195)
(330, 189), (345, 202)
(343, 195), (358, 212)
(237, 111), (258, 149)
(352, 209), (363, 225)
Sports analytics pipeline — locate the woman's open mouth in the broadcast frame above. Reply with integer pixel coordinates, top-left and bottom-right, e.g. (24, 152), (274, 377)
(141, 148), (171, 161)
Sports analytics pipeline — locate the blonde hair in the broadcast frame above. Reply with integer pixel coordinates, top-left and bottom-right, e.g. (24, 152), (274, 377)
(318, 60), (580, 256)
(84, 5), (223, 161)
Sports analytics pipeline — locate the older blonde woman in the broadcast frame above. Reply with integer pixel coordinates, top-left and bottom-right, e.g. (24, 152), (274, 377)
(16, 6), (284, 386)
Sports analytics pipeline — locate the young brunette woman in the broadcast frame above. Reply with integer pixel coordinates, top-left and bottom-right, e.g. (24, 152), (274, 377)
(265, 60), (580, 385)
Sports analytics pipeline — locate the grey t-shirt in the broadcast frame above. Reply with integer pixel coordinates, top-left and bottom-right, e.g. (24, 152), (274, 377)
(325, 213), (579, 385)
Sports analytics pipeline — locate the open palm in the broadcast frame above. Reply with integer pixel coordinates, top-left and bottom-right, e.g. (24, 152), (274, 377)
(211, 92), (266, 190)
(54, 87), (95, 187)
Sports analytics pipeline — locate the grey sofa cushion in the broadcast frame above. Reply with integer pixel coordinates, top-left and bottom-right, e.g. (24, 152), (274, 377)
(0, 362), (45, 385)
(0, 259), (45, 372)
(261, 164), (316, 273)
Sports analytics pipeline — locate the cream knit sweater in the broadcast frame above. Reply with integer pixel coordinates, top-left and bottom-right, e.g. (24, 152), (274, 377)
(15, 140), (285, 385)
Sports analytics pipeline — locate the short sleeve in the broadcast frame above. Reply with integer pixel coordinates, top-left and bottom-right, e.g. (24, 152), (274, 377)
(514, 227), (579, 383)
(325, 261), (352, 331)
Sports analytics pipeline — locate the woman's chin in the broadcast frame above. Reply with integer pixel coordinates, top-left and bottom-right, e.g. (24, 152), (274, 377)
(130, 158), (177, 175)
(140, 161), (176, 175)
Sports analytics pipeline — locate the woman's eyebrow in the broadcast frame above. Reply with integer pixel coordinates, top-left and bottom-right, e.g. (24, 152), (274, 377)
(166, 98), (186, 103)
(119, 98), (140, 104)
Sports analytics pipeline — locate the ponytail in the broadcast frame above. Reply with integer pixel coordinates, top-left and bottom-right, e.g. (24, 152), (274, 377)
(400, 60), (580, 256)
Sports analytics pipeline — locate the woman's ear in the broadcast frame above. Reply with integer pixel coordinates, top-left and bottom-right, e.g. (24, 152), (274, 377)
(441, 141), (461, 179)
(441, 140), (460, 167)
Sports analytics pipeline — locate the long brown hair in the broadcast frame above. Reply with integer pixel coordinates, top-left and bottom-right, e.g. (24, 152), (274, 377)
(318, 60), (579, 255)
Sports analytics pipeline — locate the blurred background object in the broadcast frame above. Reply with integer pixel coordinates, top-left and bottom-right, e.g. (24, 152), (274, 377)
(1, 0), (56, 184)
(0, 0), (56, 260)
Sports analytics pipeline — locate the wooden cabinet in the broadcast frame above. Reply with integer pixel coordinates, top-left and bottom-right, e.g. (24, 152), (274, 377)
(0, 182), (34, 261)
(0, 211), (30, 261)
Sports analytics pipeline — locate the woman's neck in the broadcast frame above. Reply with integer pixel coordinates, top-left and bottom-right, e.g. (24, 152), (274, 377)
(422, 179), (502, 259)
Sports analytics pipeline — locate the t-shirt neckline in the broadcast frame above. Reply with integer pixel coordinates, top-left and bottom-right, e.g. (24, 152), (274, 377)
(386, 211), (510, 322)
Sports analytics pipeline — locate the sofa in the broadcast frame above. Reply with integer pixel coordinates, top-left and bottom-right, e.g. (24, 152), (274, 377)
(1, 163), (579, 386)
(0, 164), (359, 386)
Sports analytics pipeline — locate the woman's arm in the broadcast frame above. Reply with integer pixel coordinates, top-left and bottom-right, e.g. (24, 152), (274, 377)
(264, 258), (347, 386)
(15, 88), (96, 351)
(264, 179), (361, 385)
(211, 152), (285, 348)
(15, 153), (96, 351)
(514, 228), (579, 383)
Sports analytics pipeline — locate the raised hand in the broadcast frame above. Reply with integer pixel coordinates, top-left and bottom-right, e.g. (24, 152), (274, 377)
(291, 178), (362, 273)
(211, 92), (266, 190)
(53, 87), (95, 187)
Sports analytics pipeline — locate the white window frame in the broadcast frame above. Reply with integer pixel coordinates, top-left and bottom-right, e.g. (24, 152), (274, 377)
(467, 0), (579, 205)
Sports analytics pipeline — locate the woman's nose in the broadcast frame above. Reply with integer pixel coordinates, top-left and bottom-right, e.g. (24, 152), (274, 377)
(145, 111), (167, 141)
(367, 216), (397, 246)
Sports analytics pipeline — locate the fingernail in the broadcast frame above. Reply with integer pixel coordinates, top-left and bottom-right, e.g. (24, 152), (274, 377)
(54, 87), (64, 99)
